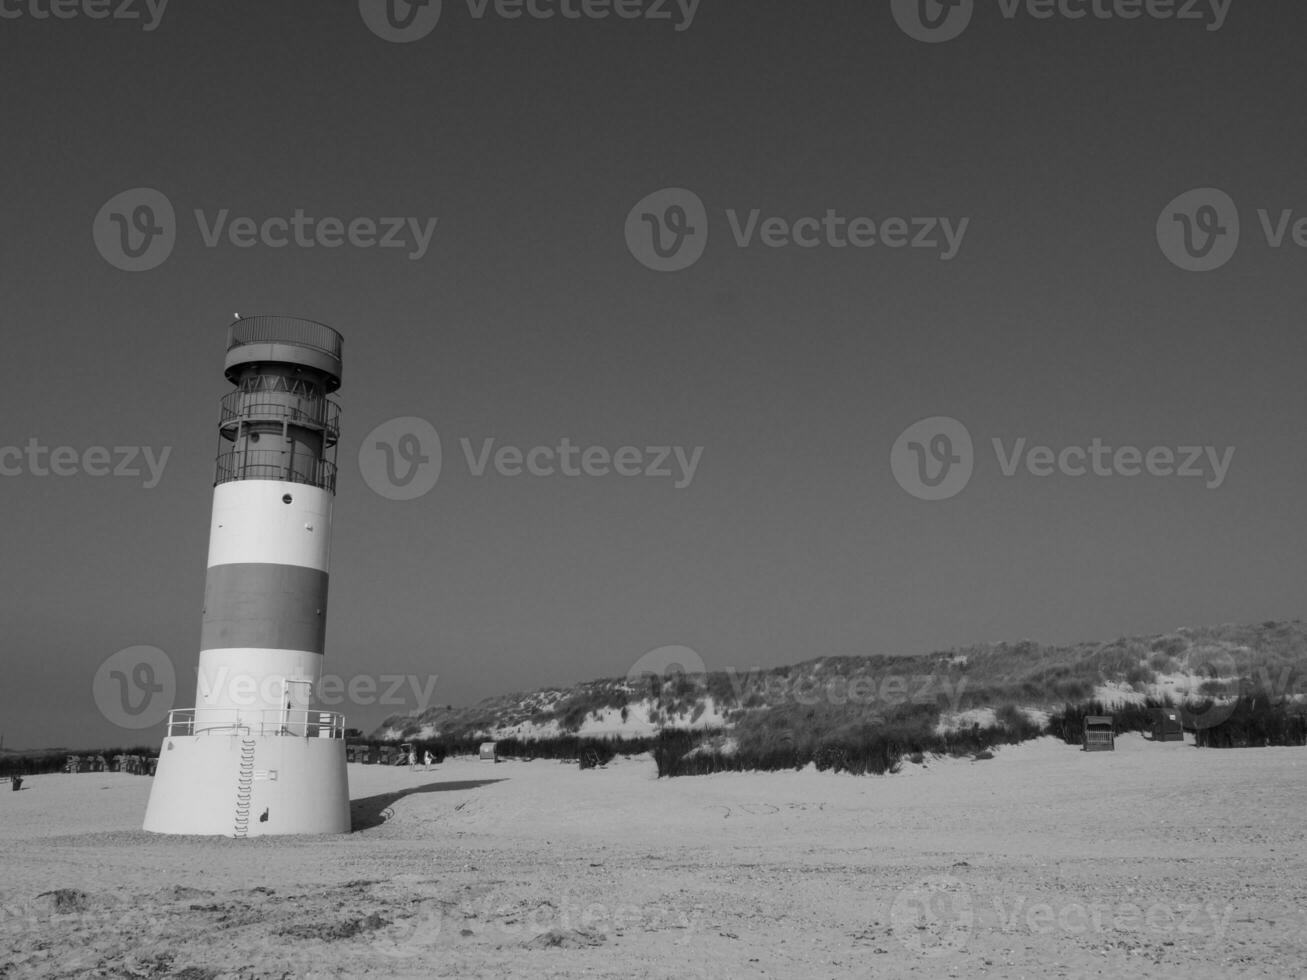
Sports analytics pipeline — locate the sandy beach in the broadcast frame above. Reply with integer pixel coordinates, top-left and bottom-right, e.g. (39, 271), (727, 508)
(2, 735), (1304, 979)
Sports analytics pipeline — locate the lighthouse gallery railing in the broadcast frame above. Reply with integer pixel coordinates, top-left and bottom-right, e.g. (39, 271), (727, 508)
(164, 708), (346, 739)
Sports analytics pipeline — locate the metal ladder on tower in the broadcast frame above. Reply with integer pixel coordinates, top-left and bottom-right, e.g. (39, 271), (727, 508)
(234, 738), (256, 837)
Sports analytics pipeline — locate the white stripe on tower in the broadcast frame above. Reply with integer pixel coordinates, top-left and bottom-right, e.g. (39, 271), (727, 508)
(206, 478), (333, 569)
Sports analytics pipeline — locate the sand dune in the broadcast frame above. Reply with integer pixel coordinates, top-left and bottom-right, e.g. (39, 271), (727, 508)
(2, 736), (1304, 978)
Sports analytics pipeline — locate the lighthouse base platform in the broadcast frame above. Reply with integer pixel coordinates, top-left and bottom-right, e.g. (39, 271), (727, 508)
(144, 728), (350, 837)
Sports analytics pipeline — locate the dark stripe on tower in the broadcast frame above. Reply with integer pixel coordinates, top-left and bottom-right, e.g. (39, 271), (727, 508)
(200, 563), (330, 653)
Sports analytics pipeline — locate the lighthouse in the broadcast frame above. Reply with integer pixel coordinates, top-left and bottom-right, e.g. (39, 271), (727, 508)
(144, 315), (350, 836)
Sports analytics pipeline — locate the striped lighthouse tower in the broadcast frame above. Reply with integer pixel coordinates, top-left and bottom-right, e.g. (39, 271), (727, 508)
(144, 315), (350, 836)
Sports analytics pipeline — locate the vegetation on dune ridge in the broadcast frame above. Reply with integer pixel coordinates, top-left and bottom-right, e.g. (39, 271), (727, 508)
(361, 621), (1307, 775)
(377, 691), (1304, 778)
(375, 620), (1307, 740)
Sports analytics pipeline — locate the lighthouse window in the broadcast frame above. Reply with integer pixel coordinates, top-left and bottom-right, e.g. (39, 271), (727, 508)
(249, 432), (260, 443)
(283, 494), (293, 504)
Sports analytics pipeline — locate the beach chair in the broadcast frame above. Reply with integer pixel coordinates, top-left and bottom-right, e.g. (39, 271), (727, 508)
(1082, 716), (1115, 751)
(1152, 708), (1185, 742)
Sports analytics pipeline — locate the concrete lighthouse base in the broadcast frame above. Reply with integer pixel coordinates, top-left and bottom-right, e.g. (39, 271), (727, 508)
(144, 733), (350, 837)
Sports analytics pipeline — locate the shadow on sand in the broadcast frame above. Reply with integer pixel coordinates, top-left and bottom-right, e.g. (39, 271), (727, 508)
(350, 778), (506, 831)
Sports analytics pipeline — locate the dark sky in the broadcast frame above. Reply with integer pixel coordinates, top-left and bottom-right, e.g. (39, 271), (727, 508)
(3, 0), (1306, 747)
